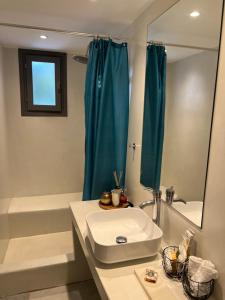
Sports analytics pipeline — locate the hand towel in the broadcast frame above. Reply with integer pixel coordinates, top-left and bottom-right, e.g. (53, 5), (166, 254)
(191, 264), (218, 282)
(188, 257), (218, 298)
(188, 256), (203, 276)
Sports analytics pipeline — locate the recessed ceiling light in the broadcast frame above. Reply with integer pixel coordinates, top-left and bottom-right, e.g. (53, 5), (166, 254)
(190, 11), (200, 18)
(40, 35), (48, 39)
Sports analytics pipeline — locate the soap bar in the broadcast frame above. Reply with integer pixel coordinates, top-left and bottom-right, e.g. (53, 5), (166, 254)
(145, 269), (158, 283)
(134, 267), (182, 300)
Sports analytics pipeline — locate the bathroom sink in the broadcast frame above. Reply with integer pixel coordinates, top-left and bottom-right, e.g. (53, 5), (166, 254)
(86, 208), (163, 264)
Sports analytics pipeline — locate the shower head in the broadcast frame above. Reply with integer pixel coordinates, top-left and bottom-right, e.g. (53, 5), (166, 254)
(72, 55), (88, 64)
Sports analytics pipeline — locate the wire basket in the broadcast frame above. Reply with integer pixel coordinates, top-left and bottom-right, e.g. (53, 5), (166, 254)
(182, 265), (214, 300)
(162, 246), (186, 279)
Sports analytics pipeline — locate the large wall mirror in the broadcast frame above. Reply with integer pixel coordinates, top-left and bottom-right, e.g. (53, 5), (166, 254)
(144, 0), (224, 227)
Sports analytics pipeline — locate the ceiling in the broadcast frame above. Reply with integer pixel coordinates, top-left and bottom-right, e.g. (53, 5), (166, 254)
(0, 0), (154, 53)
(148, 0), (223, 62)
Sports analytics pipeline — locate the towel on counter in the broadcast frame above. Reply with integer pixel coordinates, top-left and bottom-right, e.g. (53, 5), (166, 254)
(189, 256), (218, 282)
(188, 256), (203, 277)
(188, 256), (218, 298)
(191, 260), (218, 282)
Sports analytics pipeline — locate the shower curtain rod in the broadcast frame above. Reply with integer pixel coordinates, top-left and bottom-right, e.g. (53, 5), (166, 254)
(147, 40), (218, 52)
(0, 22), (126, 41)
(0, 23), (217, 51)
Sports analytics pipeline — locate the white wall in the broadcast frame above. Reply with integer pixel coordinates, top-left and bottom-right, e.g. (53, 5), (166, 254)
(3, 48), (86, 197)
(162, 51), (218, 202)
(0, 46), (12, 262)
(126, 0), (225, 298)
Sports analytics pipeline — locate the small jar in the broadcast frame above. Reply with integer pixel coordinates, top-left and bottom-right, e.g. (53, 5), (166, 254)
(100, 192), (111, 205)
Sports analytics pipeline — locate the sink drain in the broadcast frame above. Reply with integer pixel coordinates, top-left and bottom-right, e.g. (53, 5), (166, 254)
(116, 236), (127, 244)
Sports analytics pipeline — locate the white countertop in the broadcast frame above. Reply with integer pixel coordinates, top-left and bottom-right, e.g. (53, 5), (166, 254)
(69, 200), (190, 300)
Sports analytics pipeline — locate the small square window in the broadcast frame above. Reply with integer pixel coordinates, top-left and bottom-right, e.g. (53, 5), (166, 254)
(19, 49), (67, 116)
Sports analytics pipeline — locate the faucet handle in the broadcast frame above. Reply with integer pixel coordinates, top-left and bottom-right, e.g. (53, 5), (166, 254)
(166, 186), (175, 205)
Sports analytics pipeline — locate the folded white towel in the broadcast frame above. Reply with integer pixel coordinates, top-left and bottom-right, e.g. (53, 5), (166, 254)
(202, 260), (216, 270)
(191, 264), (218, 282)
(188, 257), (218, 298)
(188, 256), (203, 277)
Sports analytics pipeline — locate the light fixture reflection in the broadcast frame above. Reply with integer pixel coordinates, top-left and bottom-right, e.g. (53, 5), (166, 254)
(190, 11), (200, 18)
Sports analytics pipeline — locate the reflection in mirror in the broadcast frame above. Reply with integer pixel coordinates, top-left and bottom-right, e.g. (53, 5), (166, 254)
(144, 0), (224, 227)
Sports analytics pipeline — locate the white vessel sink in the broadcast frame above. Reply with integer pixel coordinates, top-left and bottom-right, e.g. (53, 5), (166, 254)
(86, 208), (163, 264)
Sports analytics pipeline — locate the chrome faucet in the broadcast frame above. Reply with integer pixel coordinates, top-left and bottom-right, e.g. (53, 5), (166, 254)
(165, 186), (186, 205)
(139, 189), (161, 226)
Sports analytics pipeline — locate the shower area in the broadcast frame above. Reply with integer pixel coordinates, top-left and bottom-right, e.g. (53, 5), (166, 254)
(0, 45), (91, 296)
(0, 22), (130, 295)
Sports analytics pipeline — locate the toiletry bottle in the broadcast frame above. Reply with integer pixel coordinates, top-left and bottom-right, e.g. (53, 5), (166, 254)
(169, 248), (178, 274)
(111, 189), (121, 207)
(178, 229), (195, 263)
(186, 229), (195, 257)
(120, 189), (128, 204)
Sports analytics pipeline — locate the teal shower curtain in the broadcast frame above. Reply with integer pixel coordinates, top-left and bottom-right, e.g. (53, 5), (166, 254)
(140, 45), (167, 190)
(83, 39), (129, 200)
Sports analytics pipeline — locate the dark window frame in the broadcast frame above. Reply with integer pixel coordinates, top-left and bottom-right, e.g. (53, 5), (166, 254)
(19, 49), (67, 116)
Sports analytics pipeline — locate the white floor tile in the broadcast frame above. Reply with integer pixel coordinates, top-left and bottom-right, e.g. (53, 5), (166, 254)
(4, 281), (100, 300)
